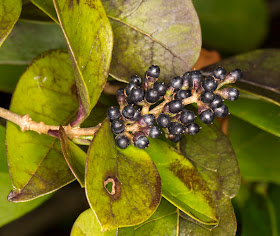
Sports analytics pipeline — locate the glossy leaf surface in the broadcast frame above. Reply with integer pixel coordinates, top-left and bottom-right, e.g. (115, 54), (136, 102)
(146, 138), (217, 225)
(102, 0), (201, 83)
(86, 119), (161, 231)
(179, 123), (240, 235)
(54, 0), (113, 125)
(6, 50), (85, 201)
(0, 0), (21, 46)
(0, 126), (50, 227)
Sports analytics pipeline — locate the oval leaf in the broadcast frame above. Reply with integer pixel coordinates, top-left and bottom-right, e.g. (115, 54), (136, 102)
(53, 0), (113, 125)
(6, 50), (85, 201)
(85, 119), (161, 231)
(102, 0), (201, 83)
(0, 0), (21, 46)
(146, 138), (217, 225)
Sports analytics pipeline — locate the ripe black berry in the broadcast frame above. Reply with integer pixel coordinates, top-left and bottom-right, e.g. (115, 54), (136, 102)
(189, 70), (203, 88)
(146, 65), (160, 78)
(222, 87), (239, 101)
(169, 134), (182, 143)
(180, 109), (196, 124)
(202, 76), (218, 91)
(129, 86), (144, 104)
(199, 109), (214, 124)
(182, 71), (190, 83)
(200, 91), (215, 104)
(132, 109), (141, 121)
(116, 88), (126, 104)
(122, 105), (135, 119)
(168, 122), (185, 135)
(116, 88), (125, 97)
(107, 106), (121, 120)
(125, 83), (137, 96)
(115, 135), (130, 149)
(142, 114), (155, 126)
(129, 75), (141, 85)
(169, 76), (183, 91)
(153, 82), (167, 96)
(175, 90), (191, 100)
(209, 95), (223, 109)
(111, 120), (125, 134)
(149, 126), (162, 138)
(145, 89), (160, 103)
(186, 123), (200, 135)
(157, 113), (171, 128)
(168, 100), (183, 113)
(214, 104), (229, 118)
(133, 132), (149, 149)
(213, 66), (226, 80)
(230, 69), (242, 81)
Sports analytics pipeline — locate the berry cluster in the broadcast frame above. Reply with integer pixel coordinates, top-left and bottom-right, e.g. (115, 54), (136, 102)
(108, 65), (242, 149)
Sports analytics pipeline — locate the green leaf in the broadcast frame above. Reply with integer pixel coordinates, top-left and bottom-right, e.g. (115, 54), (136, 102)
(0, 125), (50, 227)
(202, 49), (280, 106)
(6, 50), (86, 201)
(85, 119), (161, 231)
(179, 123), (240, 235)
(0, 0), (22, 46)
(193, 0), (268, 54)
(31, 0), (58, 23)
(102, 0), (201, 83)
(145, 138), (217, 225)
(20, 1), (53, 22)
(53, 0), (113, 125)
(229, 116), (280, 184)
(59, 126), (86, 187)
(71, 208), (117, 236)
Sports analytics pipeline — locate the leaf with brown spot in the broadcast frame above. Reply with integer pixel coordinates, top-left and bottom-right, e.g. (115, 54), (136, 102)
(145, 138), (217, 225)
(85, 119), (161, 231)
(53, 0), (113, 126)
(102, 0), (201, 83)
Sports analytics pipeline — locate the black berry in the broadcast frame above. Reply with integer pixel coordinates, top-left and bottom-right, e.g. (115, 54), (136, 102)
(122, 105), (135, 119)
(230, 69), (242, 81)
(145, 89), (160, 103)
(222, 87), (239, 101)
(142, 114), (155, 126)
(107, 106), (121, 120)
(129, 75), (141, 85)
(202, 76), (218, 91)
(116, 88), (126, 104)
(125, 83), (137, 96)
(180, 109), (196, 124)
(213, 66), (226, 80)
(169, 76), (183, 91)
(153, 82), (167, 96)
(175, 90), (191, 100)
(169, 134), (182, 143)
(133, 132), (149, 149)
(129, 86), (144, 104)
(189, 70), (203, 88)
(199, 109), (214, 124)
(146, 65), (160, 78)
(168, 100), (183, 113)
(132, 108), (141, 121)
(168, 122), (185, 135)
(209, 95), (223, 109)
(111, 120), (125, 134)
(149, 126), (162, 138)
(115, 135), (130, 149)
(186, 123), (200, 135)
(214, 104), (229, 118)
(200, 91), (215, 104)
(157, 113), (171, 128)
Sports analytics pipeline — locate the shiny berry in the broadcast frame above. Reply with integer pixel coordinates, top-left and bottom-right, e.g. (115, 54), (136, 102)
(157, 113), (171, 128)
(129, 75), (141, 85)
(153, 82), (167, 96)
(169, 134), (182, 143)
(132, 109), (141, 121)
(149, 126), (162, 138)
(202, 76), (218, 91)
(146, 65), (160, 78)
(133, 132), (149, 149)
(115, 135), (130, 149)
(175, 90), (191, 100)
(142, 114), (155, 126)
(214, 104), (229, 118)
(145, 89), (160, 103)
(213, 66), (226, 80)
(180, 109), (196, 124)
(230, 69), (242, 81)
(107, 106), (120, 120)
(209, 95), (223, 109)
(189, 70), (203, 88)
(200, 91), (215, 104)
(186, 123), (200, 135)
(182, 71), (190, 83)
(168, 100), (183, 113)
(130, 87), (144, 103)
(116, 88), (126, 104)
(168, 122), (185, 135)
(122, 105), (135, 119)
(116, 88), (125, 97)
(125, 83), (137, 96)
(111, 120), (125, 134)
(169, 76), (183, 91)
(199, 109), (214, 124)
(221, 87), (239, 101)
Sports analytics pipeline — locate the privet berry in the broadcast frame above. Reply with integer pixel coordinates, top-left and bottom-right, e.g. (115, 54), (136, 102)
(213, 66), (226, 80)
(200, 91), (215, 104)
(168, 122), (185, 135)
(189, 70), (202, 88)
(169, 76), (183, 91)
(199, 109), (214, 124)
(153, 82), (167, 96)
(107, 106), (120, 120)
(209, 95), (223, 109)
(157, 113), (171, 128)
(133, 132), (149, 149)
(168, 100), (183, 113)
(115, 135), (130, 149)
(214, 104), (229, 118)
(145, 89), (160, 103)
(146, 65), (160, 78)
(142, 114), (156, 126)
(125, 83), (137, 96)
(202, 76), (217, 91)
(186, 123), (200, 135)
(149, 126), (162, 138)
(129, 75), (141, 85)
(175, 90), (191, 100)
(180, 109), (196, 124)
(129, 87), (144, 104)
(111, 120), (125, 134)
(122, 105), (136, 119)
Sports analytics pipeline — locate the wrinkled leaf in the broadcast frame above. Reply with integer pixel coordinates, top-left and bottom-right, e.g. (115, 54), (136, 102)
(59, 126), (87, 187)
(202, 49), (280, 106)
(21, 1), (53, 22)
(146, 138), (217, 225)
(54, 0), (113, 125)
(0, 125), (50, 227)
(193, 0), (268, 54)
(6, 50), (85, 201)
(71, 208), (117, 236)
(102, 0), (201, 83)
(179, 123), (240, 235)
(31, 0), (58, 23)
(229, 116), (280, 184)
(86, 119), (161, 231)
(0, 0), (22, 46)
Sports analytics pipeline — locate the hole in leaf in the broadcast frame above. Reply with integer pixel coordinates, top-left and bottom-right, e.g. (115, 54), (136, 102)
(105, 181), (113, 193)
(104, 177), (116, 195)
